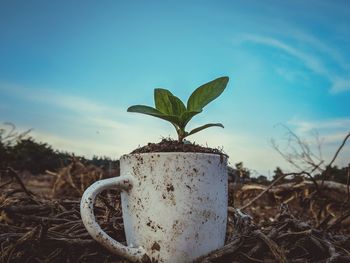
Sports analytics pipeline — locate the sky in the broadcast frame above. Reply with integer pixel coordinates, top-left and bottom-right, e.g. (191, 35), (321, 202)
(0, 0), (349, 176)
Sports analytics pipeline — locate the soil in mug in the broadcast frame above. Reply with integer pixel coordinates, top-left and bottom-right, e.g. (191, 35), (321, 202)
(130, 138), (226, 155)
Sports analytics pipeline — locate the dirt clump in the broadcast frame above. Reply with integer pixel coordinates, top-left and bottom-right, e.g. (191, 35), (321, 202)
(130, 138), (226, 155)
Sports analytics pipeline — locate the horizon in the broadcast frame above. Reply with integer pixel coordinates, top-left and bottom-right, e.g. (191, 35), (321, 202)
(1, 0), (349, 176)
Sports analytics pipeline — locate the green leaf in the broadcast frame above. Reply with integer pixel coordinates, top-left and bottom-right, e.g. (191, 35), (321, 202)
(187, 77), (229, 112)
(154, 89), (186, 116)
(168, 94), (186, 116)
(186, 123), (224, 138)
(127, 105), (181, 126)
(154, 89), (174, 115)
(179, 110), (202, 128)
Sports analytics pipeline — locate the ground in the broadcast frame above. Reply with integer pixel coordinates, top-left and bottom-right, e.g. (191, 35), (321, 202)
(1, 162), (350, 263)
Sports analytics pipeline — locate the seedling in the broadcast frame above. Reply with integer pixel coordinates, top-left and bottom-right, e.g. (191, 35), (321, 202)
(127, 76), (229, 142)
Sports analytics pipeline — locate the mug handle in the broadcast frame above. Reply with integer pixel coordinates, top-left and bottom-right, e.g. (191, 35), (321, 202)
(80, 175), (149, 262)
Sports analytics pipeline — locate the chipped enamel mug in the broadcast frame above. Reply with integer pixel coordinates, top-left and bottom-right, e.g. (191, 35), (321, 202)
(80, 152), (228, 263)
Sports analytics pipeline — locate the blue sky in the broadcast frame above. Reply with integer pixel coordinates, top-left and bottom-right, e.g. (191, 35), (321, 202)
(0, 0), (349, 176)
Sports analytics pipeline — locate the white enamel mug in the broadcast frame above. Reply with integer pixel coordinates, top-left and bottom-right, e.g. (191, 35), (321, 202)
(80, 152), (228, 263)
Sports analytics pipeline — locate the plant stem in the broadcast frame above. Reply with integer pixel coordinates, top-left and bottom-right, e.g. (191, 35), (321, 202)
(178, 133), (184, 142)
(177, 129), (186, 142)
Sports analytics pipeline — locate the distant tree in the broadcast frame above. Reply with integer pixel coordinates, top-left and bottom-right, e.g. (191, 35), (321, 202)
(0, 123), (121, 175)
(0, 140), (9, 170)
(256, 175), (269, 184)
(90, 155), (120, 176)
(273, 167), (284, 181)
(0, 123), (31, 171)
(9, 138), (61, 174)
(235, 162), (250, 183)
(314, 165), (349, 185)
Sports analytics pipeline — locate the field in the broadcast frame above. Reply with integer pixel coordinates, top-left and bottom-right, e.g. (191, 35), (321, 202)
(1, 158), (350, 263)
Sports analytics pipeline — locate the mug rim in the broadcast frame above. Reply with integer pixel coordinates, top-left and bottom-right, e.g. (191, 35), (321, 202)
(120, 151), (229, 160)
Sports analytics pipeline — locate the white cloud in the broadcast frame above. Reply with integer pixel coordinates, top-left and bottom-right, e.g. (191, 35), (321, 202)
(238, 34), (329, 75)
(275, 67), (309, 83)
(0, 82), (125, 117)
(330, 77), (350, 93)
(236, 34), (350, 94)
(290, 30), (350, 71)
(288, 117), (350, 135)
(31, 130), (118, 157)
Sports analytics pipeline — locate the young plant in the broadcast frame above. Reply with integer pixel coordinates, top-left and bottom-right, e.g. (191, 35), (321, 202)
(127, 76), (229, 142)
